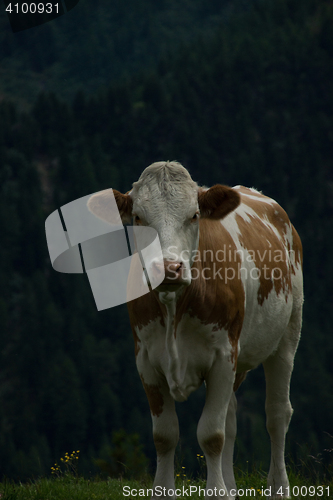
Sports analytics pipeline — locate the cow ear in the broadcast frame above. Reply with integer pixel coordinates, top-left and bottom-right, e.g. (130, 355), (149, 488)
(87, 189), (133, 225)
(198, 185), (240, 219)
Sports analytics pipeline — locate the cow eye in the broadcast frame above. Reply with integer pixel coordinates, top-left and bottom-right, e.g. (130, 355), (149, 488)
(191, 213), (199, 221)
(134, 215), (141, 224)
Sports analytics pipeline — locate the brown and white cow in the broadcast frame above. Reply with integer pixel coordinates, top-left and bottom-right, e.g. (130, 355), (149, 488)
(88, 161), (303, 499)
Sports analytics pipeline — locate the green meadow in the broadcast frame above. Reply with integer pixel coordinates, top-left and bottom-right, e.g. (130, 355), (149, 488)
(1, 468), (332, 500)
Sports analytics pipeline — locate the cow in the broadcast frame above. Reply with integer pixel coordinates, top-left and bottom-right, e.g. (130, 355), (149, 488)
(87, 161), (303, 499)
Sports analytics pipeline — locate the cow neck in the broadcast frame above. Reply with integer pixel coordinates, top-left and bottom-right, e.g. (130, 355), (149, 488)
(159, 291), (185, 400)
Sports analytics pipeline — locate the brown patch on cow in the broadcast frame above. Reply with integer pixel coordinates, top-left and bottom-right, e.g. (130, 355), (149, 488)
(233, 371), (248, 392)
(198, 185), (240, 219)
(128, 294), (166, 330)
(202, 433), (224, 457)
(153, 433), (172, 456)
(140, 376), (164, 417)
(233, 188), (298, 305)
(236, 211), (291, 305)
(127, 250), (166, 330)
(175, 218), (245, 369)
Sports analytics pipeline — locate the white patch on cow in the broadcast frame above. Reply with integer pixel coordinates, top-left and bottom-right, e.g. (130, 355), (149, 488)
(237, 283), (293, 371)
(136, 313), (234, 402)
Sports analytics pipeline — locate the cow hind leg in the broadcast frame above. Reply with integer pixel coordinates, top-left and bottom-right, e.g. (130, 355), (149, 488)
(222, 372), (248, 495)
(222, 392), (237, 494)
(263, 306), (302, 499)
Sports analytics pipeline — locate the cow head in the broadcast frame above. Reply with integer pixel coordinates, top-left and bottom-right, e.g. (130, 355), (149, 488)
(87, 161), (240, 293)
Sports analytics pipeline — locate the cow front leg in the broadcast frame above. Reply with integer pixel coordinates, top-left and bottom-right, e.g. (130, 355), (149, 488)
(152, 390), (179, 498)
(141, 373), (179, 499)
(197, 358), (236, 500)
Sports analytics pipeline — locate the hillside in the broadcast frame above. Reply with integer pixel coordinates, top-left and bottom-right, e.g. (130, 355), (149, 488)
(0, 0), (247, 108)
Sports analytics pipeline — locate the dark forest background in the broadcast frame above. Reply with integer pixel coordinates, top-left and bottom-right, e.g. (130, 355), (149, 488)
(0, 0), (333, 481)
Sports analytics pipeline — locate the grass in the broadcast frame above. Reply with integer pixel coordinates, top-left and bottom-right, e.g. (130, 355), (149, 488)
(0, 472), (332, 500)
(0, 451), (332, 499)
(0, 476), (125, 500)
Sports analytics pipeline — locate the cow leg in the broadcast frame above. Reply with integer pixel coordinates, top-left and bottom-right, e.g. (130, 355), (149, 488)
(139, 356), (179, 499)
(263, 312), (301, 499)
(197, 358), (236, 500)
(222, 392), (237, 494)
(151, 383), (179, 499)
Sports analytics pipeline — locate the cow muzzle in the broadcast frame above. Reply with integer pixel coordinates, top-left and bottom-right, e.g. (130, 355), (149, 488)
(153, 260), (189, 291)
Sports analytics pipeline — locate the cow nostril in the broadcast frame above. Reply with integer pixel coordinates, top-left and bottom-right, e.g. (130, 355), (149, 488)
(176, 262), (182, 270)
